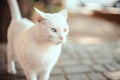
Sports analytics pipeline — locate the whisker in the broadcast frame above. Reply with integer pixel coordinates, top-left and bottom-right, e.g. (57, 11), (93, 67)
(62, 37), (76, 54)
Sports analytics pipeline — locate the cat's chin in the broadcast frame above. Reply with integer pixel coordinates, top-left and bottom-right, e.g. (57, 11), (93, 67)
(53, 41), (66, 45)
(54, 42), (63, 45)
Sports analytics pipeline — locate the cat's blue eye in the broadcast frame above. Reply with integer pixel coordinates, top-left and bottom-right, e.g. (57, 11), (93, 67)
(51, 28), (57, 32)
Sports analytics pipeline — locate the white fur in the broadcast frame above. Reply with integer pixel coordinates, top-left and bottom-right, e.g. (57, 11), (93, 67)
(7, 0), (69, 80)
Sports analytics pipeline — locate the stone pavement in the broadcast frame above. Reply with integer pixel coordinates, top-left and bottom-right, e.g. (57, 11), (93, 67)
(0, 41), (120, 80)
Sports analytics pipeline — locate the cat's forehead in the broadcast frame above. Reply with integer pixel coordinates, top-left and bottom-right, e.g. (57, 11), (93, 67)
(46, 14), (68, 29)
(46, 13), (64, 21)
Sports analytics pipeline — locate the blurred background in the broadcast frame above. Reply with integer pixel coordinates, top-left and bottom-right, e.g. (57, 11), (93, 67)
(0, 0), (120, 43)
(0, 0), (120, 80)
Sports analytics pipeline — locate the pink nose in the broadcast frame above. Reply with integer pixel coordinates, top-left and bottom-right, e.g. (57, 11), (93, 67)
(59, 37), (64, 41)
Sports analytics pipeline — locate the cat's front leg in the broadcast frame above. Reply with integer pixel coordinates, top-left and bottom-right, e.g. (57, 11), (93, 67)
(23, 68), (38, 80)
(39, 68), (52, 80)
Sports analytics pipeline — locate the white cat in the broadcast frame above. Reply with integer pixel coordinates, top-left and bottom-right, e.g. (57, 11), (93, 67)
(7, 0), (69, 80)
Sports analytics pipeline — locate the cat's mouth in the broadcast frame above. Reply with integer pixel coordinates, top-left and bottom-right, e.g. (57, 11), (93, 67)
(51, 37), (66, 45)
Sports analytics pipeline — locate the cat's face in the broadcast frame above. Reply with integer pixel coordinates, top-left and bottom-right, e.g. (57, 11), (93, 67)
(34, 8), (69, 45)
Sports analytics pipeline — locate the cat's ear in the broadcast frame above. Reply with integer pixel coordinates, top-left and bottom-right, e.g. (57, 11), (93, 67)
(58, 9), (68, 19)
(34, 7), (46, 22)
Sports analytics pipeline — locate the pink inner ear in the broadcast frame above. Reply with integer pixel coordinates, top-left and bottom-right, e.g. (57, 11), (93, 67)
(37, 16), (44, 22)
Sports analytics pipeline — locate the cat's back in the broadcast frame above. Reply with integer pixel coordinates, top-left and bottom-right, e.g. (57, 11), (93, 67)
(8, 18), (34, 38)
(10, 18), (34, 32)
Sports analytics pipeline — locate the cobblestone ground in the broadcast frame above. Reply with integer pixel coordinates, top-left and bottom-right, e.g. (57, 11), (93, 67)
(0, 15), (120, 80)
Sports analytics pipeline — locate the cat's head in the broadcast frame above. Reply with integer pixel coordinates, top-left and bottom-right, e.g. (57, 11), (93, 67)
(34, 8), (69, 45)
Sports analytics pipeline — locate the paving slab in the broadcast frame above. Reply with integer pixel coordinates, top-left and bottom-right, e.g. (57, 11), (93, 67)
(104, 71), (120, 80)
(91, 64), (107, 72)
(50, 75), (66, 80)
(67, 74), (90, 80)
(51, 67), (63, 75)
(63, 65), (93, 74)
(88, 73), (107, 80)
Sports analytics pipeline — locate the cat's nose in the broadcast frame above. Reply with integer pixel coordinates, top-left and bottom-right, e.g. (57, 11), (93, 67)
(59, 37), (64, 41)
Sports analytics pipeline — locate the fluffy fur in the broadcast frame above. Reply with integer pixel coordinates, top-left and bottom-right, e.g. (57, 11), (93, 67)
(7, 0), (69, 80)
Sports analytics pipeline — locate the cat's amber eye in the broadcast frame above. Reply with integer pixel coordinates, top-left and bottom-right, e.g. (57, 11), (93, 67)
(51, 28), (57, 32)
(64, 28), (67, 32)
